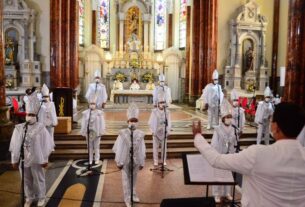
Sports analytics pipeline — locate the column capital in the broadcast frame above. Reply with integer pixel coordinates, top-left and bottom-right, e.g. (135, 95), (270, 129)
(142, 13), (151, 22)
(118, 12), (125, 21)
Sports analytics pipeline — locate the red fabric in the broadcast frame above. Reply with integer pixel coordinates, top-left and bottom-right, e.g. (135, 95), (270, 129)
(11, 97), (26, 117)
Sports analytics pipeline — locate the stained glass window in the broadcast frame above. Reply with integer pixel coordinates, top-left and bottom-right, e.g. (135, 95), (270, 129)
(179, 0), (187, 48)
(97, 0), (110, 49)
(154, 0), (167, 51)
(78, 0), (85, 46)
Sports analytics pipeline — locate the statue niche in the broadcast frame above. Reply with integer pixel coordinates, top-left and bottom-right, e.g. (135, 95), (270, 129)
(124, 6), (143, 47)
(224, 0), (270, 93)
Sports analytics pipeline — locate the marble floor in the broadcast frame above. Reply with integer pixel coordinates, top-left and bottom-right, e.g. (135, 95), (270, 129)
(0, 159), (241, 207)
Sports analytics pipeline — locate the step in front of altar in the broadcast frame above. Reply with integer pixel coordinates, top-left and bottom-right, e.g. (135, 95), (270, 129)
(50, 132), (257, 160)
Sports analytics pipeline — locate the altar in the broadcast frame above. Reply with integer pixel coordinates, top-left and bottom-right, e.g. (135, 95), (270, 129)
(110, 89), (153, 104)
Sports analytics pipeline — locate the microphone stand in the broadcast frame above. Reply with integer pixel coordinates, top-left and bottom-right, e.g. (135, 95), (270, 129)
(20, 122), (29, 207)
(78, 108), (102, 176)
(129, 126), (134, 207)
(231, 124), (240, 207)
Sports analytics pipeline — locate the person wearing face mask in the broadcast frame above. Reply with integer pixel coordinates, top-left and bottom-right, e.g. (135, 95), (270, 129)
(130, 79), (141, 90)
(148, 92), (172, 166)
(210, 98), (236, 203)
(230, 89), (246, 135)
(37, 84), (58, 142)
(255, 86), (274, 145)
(152, 73), (172, 107)
(80, 94), (106, 165)
(202, 69), (224, 129)
(194, 102), (305, 207)
(112, 103), (146, 207)
(85, 70), (108, 109)
(9, 91), (54, 207)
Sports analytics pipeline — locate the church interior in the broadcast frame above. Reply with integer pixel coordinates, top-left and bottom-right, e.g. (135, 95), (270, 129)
(0, 0), (305, 207)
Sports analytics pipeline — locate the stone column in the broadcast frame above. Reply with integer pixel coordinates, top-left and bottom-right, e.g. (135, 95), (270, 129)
(270, 0), (280, 93)
(190, 0), (200, 102)
(50, 0), (79, 89)
(92, 10), (97, 45)
(190, 0), (218, 103)
(284, 0), (305, 107)
(0, 0), (10, 124)
(184, 5), (191, 102)
(118, 12), (125, 53)
(0, 0), (5, 107)
(143, 14), (150, 52)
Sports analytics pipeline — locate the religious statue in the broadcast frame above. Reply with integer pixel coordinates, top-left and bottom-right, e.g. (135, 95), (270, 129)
(245, 47), (254, 71)
(5, 38), (15, 65)
(127, 33), (141, 52)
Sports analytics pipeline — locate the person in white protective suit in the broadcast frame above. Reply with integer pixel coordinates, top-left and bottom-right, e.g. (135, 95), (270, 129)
(37, 84), (58, 141)
(9, 92), (54, 207)
(255, 86), (274, 145)
(152, 73), (172, 107)
(85, 69), (108, 109)
(230, 89), (246, 135)
(148, 92), (172, 166)
(80, 94), (106, 165)
(211, 98), (237, 203)
(202, 69), (224, 129)
(112, 103), (146, 207)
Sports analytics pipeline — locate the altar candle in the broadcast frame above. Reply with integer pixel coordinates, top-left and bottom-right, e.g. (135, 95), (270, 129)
(280, 66), (286, 87)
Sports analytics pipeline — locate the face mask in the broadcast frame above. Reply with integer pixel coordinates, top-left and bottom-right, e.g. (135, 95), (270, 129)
(26, 116), (36, 123)
(95, 78), (100, 83)
(265, 98), (270, 102)
(224, 118), (232, 126)
(213, 80), (218, 84)
(90, 104), (96, 110)
(43, 97), (50, 102)
(233, 101), (239, 107)
(160, 82), (165, 86)
(128, 122), (138, 129)
(158, 103), (165, 109)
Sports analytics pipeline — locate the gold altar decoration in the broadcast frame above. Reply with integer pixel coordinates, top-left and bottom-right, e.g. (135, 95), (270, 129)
(125, 7), (143, 46)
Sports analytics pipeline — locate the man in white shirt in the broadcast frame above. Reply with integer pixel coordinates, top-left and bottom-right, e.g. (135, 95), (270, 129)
(193, 102), (305, 207)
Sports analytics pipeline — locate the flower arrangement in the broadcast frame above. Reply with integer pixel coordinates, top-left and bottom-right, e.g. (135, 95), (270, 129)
(141, 72), (154, 83)
(5, 79), (13, 89)
(113, 72), (128, 82)
(130, 58), (139, 69)
(246, 79), (256, 93)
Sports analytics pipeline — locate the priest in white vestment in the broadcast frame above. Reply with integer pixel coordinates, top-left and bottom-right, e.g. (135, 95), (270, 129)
(130, 79), (141, 90)
(80, 94), (106, 165)
(9, 92), (54, 207)
(255, 86), (274, 145)
(152, 74), (172, 107)
(37, 84), (58, 141)
(85, 70), (108, 109)
(112, 103), (146, 207)
(202, 70), (224, 129)
(148, 92), (172, 166)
